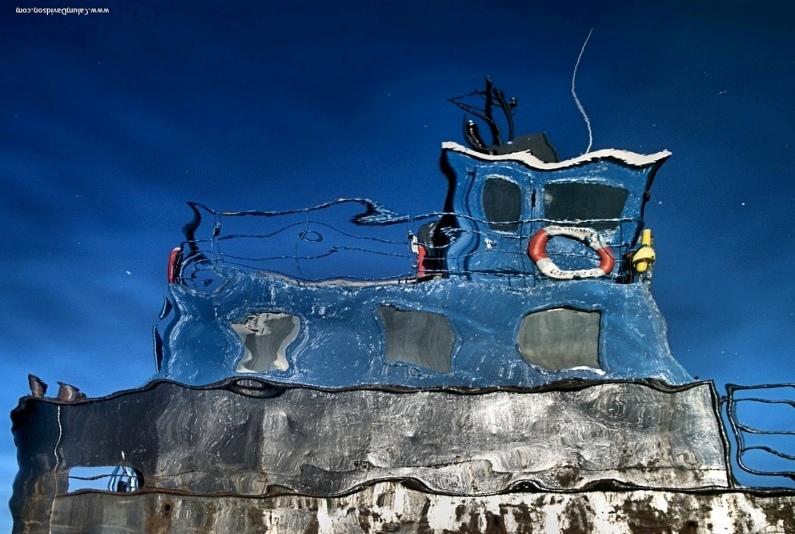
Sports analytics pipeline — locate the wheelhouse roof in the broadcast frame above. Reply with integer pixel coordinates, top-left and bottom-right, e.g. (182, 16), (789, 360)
(442, 141), (671, 170)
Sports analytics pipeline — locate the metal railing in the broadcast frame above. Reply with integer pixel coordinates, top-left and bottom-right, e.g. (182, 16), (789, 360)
(724, 383), (795, 488)
(174, 201), (642, 287)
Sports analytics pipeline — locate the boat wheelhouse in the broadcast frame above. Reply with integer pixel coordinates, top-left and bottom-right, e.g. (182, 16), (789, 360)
(154, 81), (688, 389)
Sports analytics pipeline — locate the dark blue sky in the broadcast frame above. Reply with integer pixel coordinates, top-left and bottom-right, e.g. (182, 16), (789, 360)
(2, 1), (794, 526)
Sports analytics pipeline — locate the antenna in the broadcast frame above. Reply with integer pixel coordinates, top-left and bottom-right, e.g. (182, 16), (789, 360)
(449, 77), (517, 153)
(572, 28), (594, 154)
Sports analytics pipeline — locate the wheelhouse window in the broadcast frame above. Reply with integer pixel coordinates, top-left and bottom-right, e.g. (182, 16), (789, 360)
(544, 183), (629, 231)
(482, 176), (522, 232)
(233, 312), (300, 373)
(379, 305), (454, 373)
(517, 308), (601, 371)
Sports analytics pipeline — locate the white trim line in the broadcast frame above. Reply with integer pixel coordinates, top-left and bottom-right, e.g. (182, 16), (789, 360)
(442, 141), (671, 169)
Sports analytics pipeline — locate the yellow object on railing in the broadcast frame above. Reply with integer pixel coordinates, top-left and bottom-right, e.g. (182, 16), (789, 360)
(632, 229), (656, 273)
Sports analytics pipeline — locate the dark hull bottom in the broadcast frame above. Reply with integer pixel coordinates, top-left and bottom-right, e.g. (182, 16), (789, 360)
(13, 379), (733, 532)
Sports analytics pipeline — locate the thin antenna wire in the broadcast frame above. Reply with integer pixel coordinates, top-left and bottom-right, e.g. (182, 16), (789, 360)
(49, 405), (62, 533)
(572, 28), (594, 154)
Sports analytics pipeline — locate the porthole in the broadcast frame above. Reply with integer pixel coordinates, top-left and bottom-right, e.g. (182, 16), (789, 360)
(379, 306), (454, 373)
(517, 308), (601, 371)
(233, 312), (300, 372)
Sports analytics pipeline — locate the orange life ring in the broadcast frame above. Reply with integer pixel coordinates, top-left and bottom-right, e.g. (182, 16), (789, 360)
(528, 226), (614, 280)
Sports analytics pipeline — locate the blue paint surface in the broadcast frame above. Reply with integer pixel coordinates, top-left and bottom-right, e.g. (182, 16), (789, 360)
(158, 269), (690, 387)
(155, 144), (692, 388)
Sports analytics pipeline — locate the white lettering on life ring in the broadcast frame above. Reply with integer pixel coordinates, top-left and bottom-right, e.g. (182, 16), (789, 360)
(527, 226), (614, 280)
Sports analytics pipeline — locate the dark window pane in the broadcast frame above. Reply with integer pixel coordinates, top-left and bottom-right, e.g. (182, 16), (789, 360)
(380, 306), (454, 373)
(517, 308), (601, 370)
(544, 183), (629, 231)
(482, 177), (522, 232)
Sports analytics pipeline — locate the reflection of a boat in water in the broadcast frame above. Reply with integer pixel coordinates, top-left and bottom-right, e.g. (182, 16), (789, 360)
(12, 80), (795, 533)
(156, 77), (687, 388)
